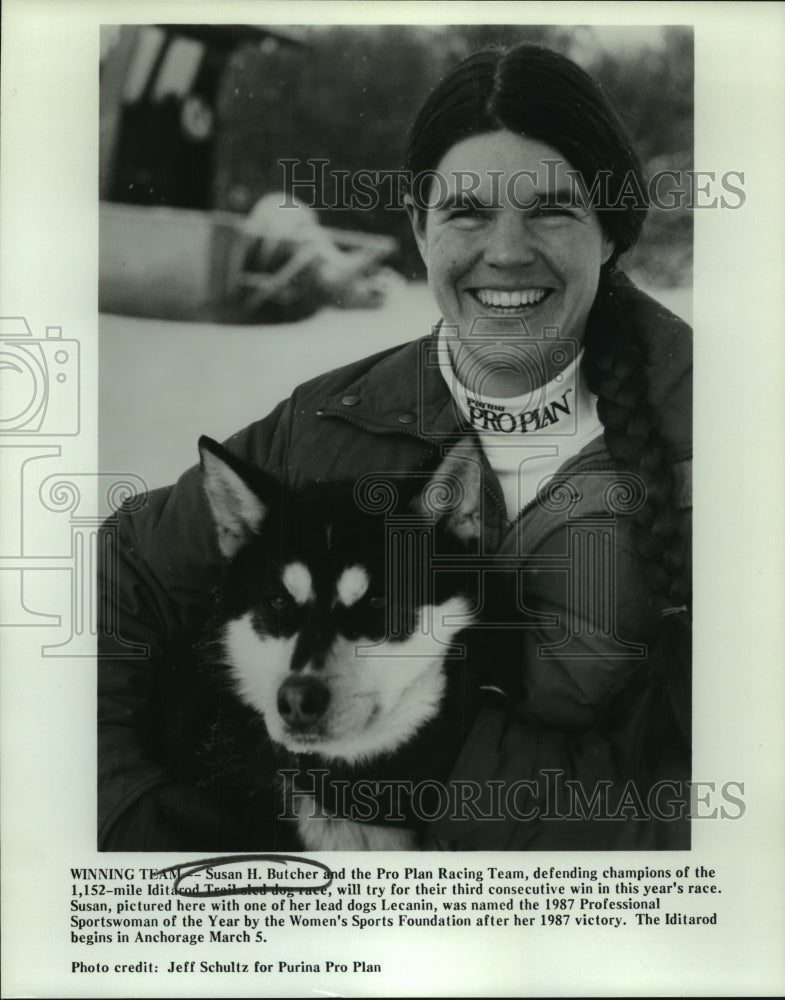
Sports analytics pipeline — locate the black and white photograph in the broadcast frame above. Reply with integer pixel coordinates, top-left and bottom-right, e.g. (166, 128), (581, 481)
(2, 2), (784, 997)
(98, 21), (695, 855)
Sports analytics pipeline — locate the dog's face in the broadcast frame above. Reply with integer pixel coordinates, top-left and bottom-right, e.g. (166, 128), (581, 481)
(199, 437), (483, 766)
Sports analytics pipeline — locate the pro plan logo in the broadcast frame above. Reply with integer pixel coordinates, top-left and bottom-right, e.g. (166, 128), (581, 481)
(467, 387), (573, 433)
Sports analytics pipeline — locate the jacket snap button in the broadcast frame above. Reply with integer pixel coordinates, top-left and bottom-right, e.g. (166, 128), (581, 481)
(341, 395), (360, 407)
(398, 412), (417, 424)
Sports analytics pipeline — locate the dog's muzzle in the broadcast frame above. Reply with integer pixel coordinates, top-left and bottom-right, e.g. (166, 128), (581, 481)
(277, 675), (330, 731)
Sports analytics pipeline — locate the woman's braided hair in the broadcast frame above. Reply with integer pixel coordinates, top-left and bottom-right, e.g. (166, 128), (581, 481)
(582, 273), (691, 613)
(581, 274), (691, 791)
(405, 43), (692, 787)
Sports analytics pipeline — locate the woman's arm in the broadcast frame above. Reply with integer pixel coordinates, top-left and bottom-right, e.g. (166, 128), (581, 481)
(424, 505), (692, 852)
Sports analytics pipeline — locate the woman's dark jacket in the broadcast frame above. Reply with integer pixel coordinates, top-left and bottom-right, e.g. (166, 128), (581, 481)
(98, 272), (692, 851)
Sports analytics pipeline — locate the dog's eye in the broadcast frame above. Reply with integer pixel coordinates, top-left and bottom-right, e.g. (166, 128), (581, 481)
(267, 595), (292, 612)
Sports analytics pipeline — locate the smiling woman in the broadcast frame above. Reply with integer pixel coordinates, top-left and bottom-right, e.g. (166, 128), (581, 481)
(98, 41), (692, 852)
(411, 47), (691, 842)
(407, 131), (615, 394)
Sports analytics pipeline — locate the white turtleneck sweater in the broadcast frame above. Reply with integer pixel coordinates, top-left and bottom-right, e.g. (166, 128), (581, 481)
(437, 329), (604, 519)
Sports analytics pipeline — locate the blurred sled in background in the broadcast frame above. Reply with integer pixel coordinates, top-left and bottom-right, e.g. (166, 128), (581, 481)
(99, 199), (399, 323)
(98, 25), (400, 324)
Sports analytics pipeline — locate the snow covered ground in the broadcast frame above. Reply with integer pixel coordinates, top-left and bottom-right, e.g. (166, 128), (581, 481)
(99, 280), (691, 491)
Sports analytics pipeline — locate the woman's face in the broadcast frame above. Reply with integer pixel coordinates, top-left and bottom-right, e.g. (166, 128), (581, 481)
(408, 130), (614, 394)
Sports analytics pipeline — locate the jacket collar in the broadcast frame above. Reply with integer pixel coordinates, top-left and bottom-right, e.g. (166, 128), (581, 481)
(319, 272), (692, 458)
(320, 333), (464, 441)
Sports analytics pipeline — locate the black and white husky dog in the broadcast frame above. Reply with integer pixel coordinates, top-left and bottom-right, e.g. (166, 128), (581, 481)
(158, 435), (506, 852)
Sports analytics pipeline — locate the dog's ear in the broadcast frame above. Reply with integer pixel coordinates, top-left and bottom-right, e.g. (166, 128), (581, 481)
(198, 436), (274, 559)
(411, 436), (484, 543)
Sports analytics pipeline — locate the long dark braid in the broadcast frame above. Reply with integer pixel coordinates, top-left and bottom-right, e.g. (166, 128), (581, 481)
(583, 269), (691, 798)
(583, 270), (690, 611)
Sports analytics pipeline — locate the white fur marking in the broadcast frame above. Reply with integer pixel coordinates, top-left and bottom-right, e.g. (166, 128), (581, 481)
(294, 797), (416, 852)
(336, 565), (369, 607)
(223, 615), (296, 735)
(282, 562), (314, 605)
(200, 449), (267, 558)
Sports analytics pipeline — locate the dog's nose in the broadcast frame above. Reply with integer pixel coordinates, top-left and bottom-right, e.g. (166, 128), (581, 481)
(277, 676), (330, 729)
